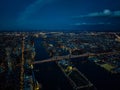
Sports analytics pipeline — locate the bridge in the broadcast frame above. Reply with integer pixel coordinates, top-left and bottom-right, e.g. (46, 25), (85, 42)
(33, 51), (120, 64)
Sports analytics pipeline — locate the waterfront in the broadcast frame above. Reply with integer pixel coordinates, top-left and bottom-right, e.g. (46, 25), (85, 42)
(34, 37), (73, 90)
(34, 37), (120, 90)
(72, 58), (120, 90)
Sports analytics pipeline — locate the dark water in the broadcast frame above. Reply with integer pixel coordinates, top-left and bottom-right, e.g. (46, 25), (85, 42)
(34, 38), (120, 90)
(72, 58), (120, 90)
(34, 38), (49, 60)
(34, 38), (73, 90)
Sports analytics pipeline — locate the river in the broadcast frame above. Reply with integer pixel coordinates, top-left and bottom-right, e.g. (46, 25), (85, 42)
(34, 37), (120, 90)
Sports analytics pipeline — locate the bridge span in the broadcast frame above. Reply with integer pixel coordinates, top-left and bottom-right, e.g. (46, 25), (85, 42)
(33, 51), (120, 64)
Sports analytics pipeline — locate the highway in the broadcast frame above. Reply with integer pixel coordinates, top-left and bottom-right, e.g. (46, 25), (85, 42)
(33, 51), (120, 64)
(20, 36), (25, 90)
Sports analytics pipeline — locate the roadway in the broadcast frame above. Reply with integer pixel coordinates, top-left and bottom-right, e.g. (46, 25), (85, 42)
(20, 36), (25, 90)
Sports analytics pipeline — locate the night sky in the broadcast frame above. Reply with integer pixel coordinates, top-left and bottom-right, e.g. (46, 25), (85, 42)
(0, 0), (120, 31)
